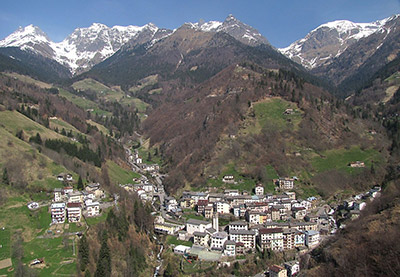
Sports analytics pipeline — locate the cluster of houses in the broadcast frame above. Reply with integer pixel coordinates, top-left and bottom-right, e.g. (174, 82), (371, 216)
(129, 151), (160, 173)
(120, 176), (162, 201)
(178, 214), (320, 258)
(50, 183), (105, 224)
(336, 185), (381, 223)
(155, 179), (327, 262)
(269, 261), (300, 277)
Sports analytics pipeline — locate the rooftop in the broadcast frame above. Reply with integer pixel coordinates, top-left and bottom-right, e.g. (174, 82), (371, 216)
(193, 231), (207, 237)
(212, 231), (228, 239)
(67, 202), (82, 208)
(259, 228), (283, 234)
(230, 229), (256, 235)
(270, 264), (285, 273)
(187, 218), (210, 226)
(229, 221), (248, 226)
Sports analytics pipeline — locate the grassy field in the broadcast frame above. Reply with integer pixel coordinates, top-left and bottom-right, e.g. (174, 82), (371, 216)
(166, 235), (193, 247)
(58, 88), (111, 116)
(72, 78), (115, 95)
(23, 236), (77, 276)
(137, 141), (163, 166)
(311, 146), (382, 174)
(85, 207), (110, 226)
(0, 127), (70, 190)
(106, 160), (141, 185)
(73, 78), (151, 112)
(49, 117), (83, 137)
(0, 111), (65, 141)
(73, 78), (127, 103)
(206, 163), (257, 192)
(0, 195), (78, 276)
(86, 119), (109, 135)
(129, 74), (158, 93)
(182, 211), (207, 222)
(385, 71), (400, 85)
(3, 72), (52, 89)
(119, 97), (149, 113)
(253, 97), (303, 132)
(0, 228), (11, 260)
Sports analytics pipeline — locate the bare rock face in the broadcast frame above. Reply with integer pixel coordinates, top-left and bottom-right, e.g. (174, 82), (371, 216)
(279, 15), (397, 69)
(186, 14), (270, 47)
(0, 15), (270, 75)
(0, 23), (165, 75)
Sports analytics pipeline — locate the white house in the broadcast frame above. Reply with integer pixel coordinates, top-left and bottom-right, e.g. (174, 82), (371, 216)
(255, 184), (264, 196)
(275, 178), (294, 190)
(224, 240), (236, 256)
(66, 202), (82, 223)
(259, 228), (284, 251)
(294, 230), (305, 247)
(305, 230), (320, 248)
(174, 245), (191, 255)
(284, 260), (300, 276)
(214, 201), (230, 214)
(222, 175), (235, 184)
(211, 231), (228, 251)
(67, 191), (83, 203)
(86, 201), (100, 217)
(224, 189), (239, 196)
(51, 202), (66, 224)
(229, 229), (256, 249)
(186, 219), (212, 235)
(246, 211), (261, 225)
(229, 221), (248, 232)
(193, 231), (209, 247)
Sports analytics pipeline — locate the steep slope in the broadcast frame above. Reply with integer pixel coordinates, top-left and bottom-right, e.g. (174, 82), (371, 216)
(0, 47), (71, 82)
(189, 14), (270, 46)
(84, 23), (308, 89)
(280, 14), (400, 97)
(304, 182), (400, 276)
(280, 17), (391, 69)
(0, 15), (268, 75)
(143, 63), (388, 195)
(0, 23), (167, 74)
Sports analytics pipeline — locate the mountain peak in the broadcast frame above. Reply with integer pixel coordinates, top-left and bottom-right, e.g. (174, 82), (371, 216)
(279, 14), (399, 69)
(225, 14), (237, 21)
(0, 24), (50, 49)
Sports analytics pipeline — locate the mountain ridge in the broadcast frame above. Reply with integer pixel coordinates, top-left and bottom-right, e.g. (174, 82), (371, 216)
(279, 14), (399, 69)
(0, 15), (269, 75)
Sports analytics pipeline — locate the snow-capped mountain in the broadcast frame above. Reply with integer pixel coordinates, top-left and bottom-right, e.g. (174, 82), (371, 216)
(0, 15), (269, 75)
(186, 15), (270, 46)
(0, 23), (166, 74)
(279, 15), (398, 69)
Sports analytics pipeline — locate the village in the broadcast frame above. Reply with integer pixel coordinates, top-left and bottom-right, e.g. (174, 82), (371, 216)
(147, 174), (380, 276)
(119, 150), (383, 276)
(39, 150), (382, 277)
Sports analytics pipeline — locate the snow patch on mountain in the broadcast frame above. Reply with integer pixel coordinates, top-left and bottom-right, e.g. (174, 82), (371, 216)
(0, 23), (160, 74)
(186, 15), (269, 46)
(0, 15), (269, 74)
(279, 15), (398, 69)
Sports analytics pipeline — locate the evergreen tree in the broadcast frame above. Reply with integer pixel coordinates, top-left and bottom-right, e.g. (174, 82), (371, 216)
(2, 168), (9, 185)
(35, 133), (42, 145)
(95, 233), (111, 277)
(16, 130), (24, 140)
(78, 234), (90, 271)
(77, 176), (84, 191)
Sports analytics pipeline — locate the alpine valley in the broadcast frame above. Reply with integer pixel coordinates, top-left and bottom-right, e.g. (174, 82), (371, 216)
(0, 13), (399, 277)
